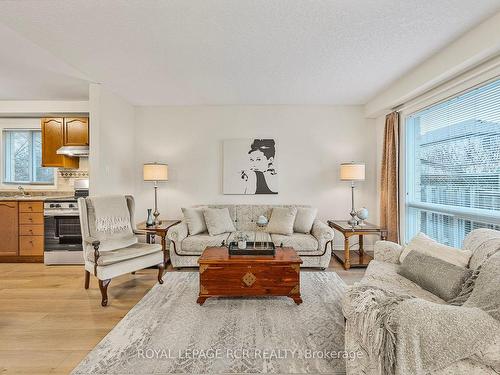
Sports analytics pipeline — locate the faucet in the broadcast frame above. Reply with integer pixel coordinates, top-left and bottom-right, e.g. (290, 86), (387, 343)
(18, 186), (27, 196)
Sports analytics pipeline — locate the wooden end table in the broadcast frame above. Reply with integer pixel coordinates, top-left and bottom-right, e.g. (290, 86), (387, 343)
(136, 220), (181, 265)
(197, 247), (303, 305)
(328, 220), (387, 270)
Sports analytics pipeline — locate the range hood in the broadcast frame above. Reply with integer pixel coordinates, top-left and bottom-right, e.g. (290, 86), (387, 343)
(56, 146), (89, 157)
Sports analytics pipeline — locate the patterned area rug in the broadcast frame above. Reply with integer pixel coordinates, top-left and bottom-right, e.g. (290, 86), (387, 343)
(72, 272), (347, 374)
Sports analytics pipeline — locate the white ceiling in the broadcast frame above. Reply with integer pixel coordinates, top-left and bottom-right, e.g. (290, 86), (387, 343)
(0, 0), (498, 105)
(0, 22), (90, 100)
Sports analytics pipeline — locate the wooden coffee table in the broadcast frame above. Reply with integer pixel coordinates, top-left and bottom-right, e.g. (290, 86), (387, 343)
(197, 247), (303, 305)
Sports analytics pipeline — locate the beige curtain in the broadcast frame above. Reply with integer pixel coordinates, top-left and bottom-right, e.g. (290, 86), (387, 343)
(380, 111), (400, 243)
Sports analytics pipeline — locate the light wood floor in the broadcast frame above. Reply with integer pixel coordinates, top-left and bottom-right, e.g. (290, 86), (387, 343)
(0, 258), (365, 374)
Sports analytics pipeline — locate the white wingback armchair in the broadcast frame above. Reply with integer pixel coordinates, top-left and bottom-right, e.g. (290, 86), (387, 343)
(78, 195), (165, 306)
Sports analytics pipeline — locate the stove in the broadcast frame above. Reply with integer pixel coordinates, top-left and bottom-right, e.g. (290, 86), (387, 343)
(44, 180), (88, 265)
(44, 197), (79, 216)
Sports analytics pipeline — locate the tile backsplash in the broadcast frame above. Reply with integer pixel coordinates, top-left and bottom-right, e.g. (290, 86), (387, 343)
(57, 157), (89, 191)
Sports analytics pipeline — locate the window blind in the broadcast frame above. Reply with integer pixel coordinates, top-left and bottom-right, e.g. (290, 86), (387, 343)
(405, 78), (500, 247)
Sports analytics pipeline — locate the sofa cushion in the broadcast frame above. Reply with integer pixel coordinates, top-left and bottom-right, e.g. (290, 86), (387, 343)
(181, 232), (230, 254)
(399, 251), (472, 301)
(271, 233), (318, 252)
(182, 207), (207, 235)
(400, 232), (472, 268)
(266, 207), (297, 235)
(233, 205), (272, 231)
(203, 208), (236, 236)
(87, 242), (162, 266)
(293, 207), (317, 234)
(227, 231), (271, 243)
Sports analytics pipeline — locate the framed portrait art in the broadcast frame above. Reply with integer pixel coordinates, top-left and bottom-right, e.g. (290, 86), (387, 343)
(223, 138), (278, 195)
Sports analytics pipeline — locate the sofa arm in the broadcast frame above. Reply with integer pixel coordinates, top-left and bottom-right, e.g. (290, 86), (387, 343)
(167, 221), (188, 243)
(374, 240), (403, 264)
(311, 220), (334, 241)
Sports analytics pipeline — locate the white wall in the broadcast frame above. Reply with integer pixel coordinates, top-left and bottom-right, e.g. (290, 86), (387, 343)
(88, 84), (136, 195)
(133, 105), (378, 247)
(0, 100), (88, 115)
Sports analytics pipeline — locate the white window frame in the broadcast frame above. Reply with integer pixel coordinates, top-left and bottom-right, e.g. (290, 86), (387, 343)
(399, 60), (500, 245)
(2, 129), (55, 185)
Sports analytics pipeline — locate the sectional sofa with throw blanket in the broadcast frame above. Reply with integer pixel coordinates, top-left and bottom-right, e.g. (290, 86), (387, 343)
(343, 228), (500, 375)
(167, 204), (334, 268)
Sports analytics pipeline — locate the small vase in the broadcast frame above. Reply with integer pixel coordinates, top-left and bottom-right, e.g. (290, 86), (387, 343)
(238, 240), (247, 249)
(146, 209), (154, 227)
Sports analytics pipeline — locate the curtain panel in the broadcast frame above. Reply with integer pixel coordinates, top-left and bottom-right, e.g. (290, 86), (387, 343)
(380, 112), (400, 243)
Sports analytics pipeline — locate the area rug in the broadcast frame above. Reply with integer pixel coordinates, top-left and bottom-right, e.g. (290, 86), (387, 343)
(72, 272), (348, 374)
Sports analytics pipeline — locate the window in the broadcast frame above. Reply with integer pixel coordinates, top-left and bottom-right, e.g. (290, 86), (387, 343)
(405, 78), (500, 247)
(3, 130), (54, 184)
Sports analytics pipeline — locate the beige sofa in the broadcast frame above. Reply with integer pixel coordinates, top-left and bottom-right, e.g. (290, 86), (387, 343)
(343, 228), (500, 374)
(167, 204), (334, 268)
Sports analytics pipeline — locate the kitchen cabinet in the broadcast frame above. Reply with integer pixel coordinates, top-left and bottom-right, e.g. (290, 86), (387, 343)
(19, 236), (44, 256)
(64, 118), (89, 146)
(0, 201), (19, 256)
(41, 117), (89, 168)
(19, 202), (44, 257)
(0, 200), (44, 262)
(41, 118), (79, 168)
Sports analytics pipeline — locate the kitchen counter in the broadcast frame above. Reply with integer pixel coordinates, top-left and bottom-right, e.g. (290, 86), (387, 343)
(0, 192), (74, 201)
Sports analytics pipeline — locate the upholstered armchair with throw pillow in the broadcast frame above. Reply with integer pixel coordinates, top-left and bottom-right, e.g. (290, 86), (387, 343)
(78, 195), (165, 306)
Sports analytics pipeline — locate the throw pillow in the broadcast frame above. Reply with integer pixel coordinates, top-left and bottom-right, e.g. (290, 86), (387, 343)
(203, 208), (236, 236)
(463, 251), (500, 321)
(399, 232), (472, 268)
(293, 207), (318, 234)
(398, 251), (472, 301)
(181, 207), (207, 235)
(266, 207), (298, 235)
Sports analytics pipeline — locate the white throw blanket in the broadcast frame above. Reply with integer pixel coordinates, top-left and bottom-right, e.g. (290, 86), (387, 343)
(344, 285), (500, 375)
(92, 195), (132, 235)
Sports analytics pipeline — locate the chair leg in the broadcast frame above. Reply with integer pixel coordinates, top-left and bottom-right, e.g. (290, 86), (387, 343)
(158, 263), (165, 284)
(84, 270), (90, 289)
(98, 279), (111, 306)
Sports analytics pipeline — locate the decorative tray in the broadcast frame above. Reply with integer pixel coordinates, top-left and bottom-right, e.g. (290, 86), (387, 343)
(228, 241), (276, 256)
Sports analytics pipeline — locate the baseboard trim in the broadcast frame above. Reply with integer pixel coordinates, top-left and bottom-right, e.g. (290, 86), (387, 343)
(0, 255), (43, 263)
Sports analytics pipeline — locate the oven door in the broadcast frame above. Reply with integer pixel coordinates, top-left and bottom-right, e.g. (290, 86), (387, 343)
(44, 215), (83, 251)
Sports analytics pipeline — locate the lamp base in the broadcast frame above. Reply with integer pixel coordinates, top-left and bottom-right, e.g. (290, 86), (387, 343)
(348, 210), (358, 227)
(153, 211), (161, 226)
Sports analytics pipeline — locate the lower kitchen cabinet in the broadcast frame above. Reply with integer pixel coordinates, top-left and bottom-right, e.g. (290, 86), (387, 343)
(0, 201), (19, 256)
(19, 236), (44, 256)
(0, 200), (44, 262)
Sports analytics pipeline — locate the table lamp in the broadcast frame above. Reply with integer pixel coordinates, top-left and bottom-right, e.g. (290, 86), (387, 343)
(143, 162), (168, 225)
(340, 162), (365, 226)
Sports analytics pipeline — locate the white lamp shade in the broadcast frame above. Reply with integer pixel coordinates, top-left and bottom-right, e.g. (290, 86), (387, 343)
(340, 163), (365, 181)
(143, 163), (168, 181)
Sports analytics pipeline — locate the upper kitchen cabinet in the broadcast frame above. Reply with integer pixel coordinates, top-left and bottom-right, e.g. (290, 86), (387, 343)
(41, 117), (89, 169)
(64, 118), (89, 146)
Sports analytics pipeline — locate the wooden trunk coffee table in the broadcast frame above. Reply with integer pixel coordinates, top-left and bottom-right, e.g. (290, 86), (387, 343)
(197, 247), (303, 305)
